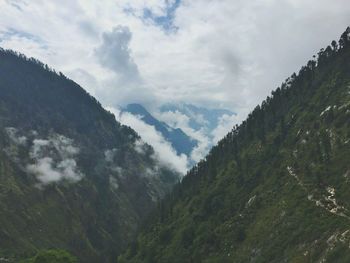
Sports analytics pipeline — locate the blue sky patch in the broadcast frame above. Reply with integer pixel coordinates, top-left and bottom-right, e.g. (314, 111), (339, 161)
(142, 0), (181, 32)
(0, 28), (48, 49)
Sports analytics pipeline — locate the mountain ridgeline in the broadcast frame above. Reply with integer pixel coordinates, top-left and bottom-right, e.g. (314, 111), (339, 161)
(0, 49), (180, 262)
(118, 28), (350, 262)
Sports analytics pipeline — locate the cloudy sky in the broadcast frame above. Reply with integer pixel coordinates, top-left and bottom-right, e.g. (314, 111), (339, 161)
(0, 0), (349, 173)
(1, 0), (349, 110)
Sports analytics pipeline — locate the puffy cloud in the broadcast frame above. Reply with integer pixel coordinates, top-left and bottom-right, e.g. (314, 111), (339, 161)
(104, 148), (125, 180)
(109, 175), (119, 190)
(27, 157), (82, 185)
(154, 104), (247, 162)
(26, 134), (83, 185)
(134, 139), (147, 155)
(1, 0), (349, 163)
(211, 114), (239, 144)
(156, 110), (190, 129)
(95, 26), (140, 81)
(107, 107), (188, 174)
(188, 129), (210, 163)
(4, 128), (84, 185)
(154, 110), (211, 162)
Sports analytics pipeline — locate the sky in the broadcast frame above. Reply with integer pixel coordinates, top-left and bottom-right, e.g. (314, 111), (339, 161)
(0, 0), (349, 173)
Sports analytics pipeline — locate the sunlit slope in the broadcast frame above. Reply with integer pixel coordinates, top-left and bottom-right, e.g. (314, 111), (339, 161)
(118, 28), (350, 263)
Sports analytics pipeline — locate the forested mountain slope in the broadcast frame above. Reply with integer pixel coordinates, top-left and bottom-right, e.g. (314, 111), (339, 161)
(0, 49), (180, 262)
(118, 28), (350, 263)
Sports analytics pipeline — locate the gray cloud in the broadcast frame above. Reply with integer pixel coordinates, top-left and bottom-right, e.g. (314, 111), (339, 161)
(95, 26), (140, 82)
(1, 0), (349, 162)
(4, 0), (26, 11)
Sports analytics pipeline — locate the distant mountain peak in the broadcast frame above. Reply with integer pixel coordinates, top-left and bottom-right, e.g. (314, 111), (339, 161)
(122, 103), (197, 158)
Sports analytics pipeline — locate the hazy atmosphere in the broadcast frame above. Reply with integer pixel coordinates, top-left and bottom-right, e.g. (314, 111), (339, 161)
(0, 0), (348, 111)
(0, 1), (350, 262)
(1, 0), (349, 174)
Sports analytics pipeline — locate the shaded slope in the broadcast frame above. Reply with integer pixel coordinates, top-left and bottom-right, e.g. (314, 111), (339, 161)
(0, 49), (180, 262)
(118, 28), (350, 263)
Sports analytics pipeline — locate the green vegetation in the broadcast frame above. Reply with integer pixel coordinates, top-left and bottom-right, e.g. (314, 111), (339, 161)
(0, 48), (179, 262)
(20, 249), (77, 263)
(118, 27), (350, 262)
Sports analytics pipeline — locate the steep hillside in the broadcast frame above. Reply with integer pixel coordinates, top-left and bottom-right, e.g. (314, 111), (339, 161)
(0, 49), (180, 262)
(123, 103), (197, 157)
(118, 28), (350, 263)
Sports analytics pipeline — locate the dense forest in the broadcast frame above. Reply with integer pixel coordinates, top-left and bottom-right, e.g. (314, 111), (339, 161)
(118, 27), (350, 262)
(0, 48), (180, 262)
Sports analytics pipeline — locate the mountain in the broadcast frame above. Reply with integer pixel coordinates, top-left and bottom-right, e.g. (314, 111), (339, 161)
(159, 103), (237, 158)
(0, 49), (180, 262)
(118, 28), (350, 262)
(123, 103), (197, 157)
(19, 249), (78, 263)
(160, 103), (235, 134)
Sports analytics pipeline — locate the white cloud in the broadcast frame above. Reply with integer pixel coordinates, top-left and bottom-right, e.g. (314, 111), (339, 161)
(109, 175), (119, 190)
(154, 105), (248, 162)
(27, 157), (64, 184)
(211, 114), (239, 144)
(27, 157), (82, 185)
(155, 110), (190, 129)
(26, 134), (83, 185)
(30, 139), (49, 158)
(3, 128), (84, 185)
(154, 110), (211, 162)
(188, 129), (210, 163)
(134, 139), (147, 155)
(104, 148), (117, 163)
(1, 0), (349, 165)
(107, 107), (188, 174)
